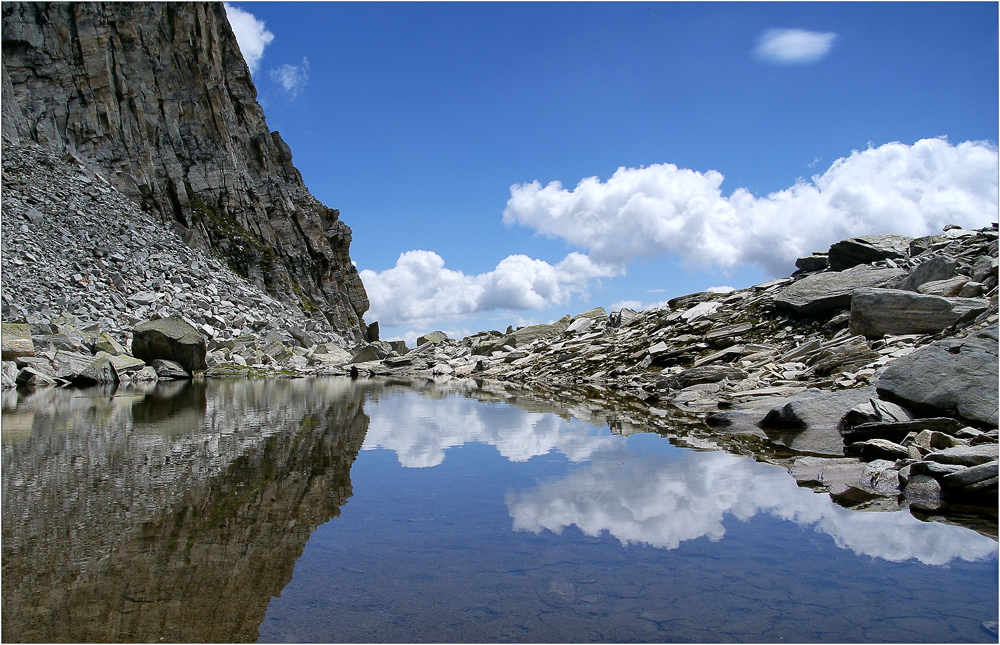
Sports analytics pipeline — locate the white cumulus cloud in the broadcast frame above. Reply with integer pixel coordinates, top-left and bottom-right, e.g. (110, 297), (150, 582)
(755, 28), (837, 64)
(224, 3), (274, 74)
(360, 250), (621, 328)
(270, 57), (310, 97)
(503, 138), (998, 276)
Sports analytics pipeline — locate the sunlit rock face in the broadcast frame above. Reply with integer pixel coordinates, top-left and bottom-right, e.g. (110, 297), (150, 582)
(1, 379), (369, 643)
(1, 2), (369, 340)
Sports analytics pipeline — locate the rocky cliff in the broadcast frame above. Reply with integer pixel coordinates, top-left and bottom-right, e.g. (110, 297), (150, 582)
(1, 2), (369, 341)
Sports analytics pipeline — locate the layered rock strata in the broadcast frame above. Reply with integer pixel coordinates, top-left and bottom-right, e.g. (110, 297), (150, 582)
(1, 1), (369, 340)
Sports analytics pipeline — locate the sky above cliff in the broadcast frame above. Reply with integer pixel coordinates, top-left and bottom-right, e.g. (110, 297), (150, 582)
(224, 2), (999, 344)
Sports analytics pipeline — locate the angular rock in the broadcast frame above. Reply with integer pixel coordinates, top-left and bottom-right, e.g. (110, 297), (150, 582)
(388, 340), (409, 356)
(78, 352), (119, 384)
(846, 438), (909, 462)
(941, 461), (998, 489)
(350, 345), (388, 363)
(507, 318), (570, 347)
(840, 398), (912, 432)
(841, 417), (968, 445)
(916, 276), (969, 297)
(661, 365), (748, 389)
(151, 359), (190, 380)
(15, 366), (57, 389)
(774, 265), (905, 315)
(132, 318), (208, 373)
(758, 387), (878, 456)
(93, 331), (127, 356)
(794, 254), (829, 273)
(827, 235), (912, 271)
(876, 326), (998, 427)
(897, 256), (958, 292)
(848, 288), (989, 338)
(1, 322), (34, 360)
(417, 331), (450, 347)
(925, 444), (999, 467)
(109, 354), (147, 375)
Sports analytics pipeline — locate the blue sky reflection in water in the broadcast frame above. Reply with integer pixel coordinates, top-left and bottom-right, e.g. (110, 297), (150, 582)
(259, 389), (998, 643)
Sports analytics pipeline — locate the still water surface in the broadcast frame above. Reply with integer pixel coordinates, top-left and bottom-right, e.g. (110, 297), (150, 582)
(2, 377), (996, 642)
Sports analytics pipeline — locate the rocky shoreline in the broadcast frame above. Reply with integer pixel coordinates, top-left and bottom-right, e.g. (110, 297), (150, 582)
(2, 132), (998, 522)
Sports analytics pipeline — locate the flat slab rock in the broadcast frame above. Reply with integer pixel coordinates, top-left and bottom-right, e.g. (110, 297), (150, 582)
(848, 288), (989, 338)
(876, 325), (998, 428)
(774, 265), (905, 315)
(828, 234), (913, 271)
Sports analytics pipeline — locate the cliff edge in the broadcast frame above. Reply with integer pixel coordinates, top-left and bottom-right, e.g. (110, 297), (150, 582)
(1, 2), (369, 341)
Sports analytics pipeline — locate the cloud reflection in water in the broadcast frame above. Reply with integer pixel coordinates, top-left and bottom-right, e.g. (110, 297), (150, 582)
(362, 390), (996, 565)
(507, 449), (998, 566)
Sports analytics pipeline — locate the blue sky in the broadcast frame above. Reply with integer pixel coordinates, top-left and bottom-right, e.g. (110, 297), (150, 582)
(224, 2), (999, 344)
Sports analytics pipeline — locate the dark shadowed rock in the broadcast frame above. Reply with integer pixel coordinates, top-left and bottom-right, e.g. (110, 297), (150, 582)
(876, 325), (998, 427)
(848, 288), (989, 338)
(774, 265), (905, 315)
(132, 318), (207, 373)
(841, 417), (966, 445)
(827, 235), (912, 271)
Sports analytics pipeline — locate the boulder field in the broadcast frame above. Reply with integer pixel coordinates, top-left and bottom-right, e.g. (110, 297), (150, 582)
(2, 133), (997, 520)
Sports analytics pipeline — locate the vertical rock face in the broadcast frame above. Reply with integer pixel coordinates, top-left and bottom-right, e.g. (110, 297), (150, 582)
(1, 2), (369, 341)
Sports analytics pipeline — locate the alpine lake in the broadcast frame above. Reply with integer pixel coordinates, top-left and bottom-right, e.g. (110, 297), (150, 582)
(2, 376), (997, 643)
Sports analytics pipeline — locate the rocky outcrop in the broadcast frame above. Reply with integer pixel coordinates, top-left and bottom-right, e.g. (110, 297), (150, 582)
(876, 326), (998, 428)
(1, 2), (369, 340)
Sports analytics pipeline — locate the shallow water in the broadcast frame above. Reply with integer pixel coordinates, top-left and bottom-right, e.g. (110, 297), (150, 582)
(2, 377), (996, 643)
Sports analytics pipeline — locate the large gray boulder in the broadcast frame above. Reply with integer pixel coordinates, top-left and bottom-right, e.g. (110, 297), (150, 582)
(827, 235), (912, 271)
(132, 318), (208, 373)
(774, 265), (905, 315)
(897, 256), (959, 292)
(848, 288), (989, 338)
(876, 325), (998, 428)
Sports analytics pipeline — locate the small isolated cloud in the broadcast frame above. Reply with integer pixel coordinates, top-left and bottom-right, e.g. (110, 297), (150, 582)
(755, 28), (837, 64)
(270, 57), (310, 97)
(224, 3), (274, 74)
(360, 251), (622, 327)
(504, 138), (998, 276)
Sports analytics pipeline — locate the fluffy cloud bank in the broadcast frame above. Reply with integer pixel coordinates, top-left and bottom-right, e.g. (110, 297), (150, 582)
(755, 28), (837, 64)
(504, 138), (998, 276)
(360, 250), (620, 328)
(224, 3), (274, 74)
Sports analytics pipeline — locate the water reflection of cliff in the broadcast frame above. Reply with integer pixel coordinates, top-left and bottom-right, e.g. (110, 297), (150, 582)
(1, 379), (370, 643)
